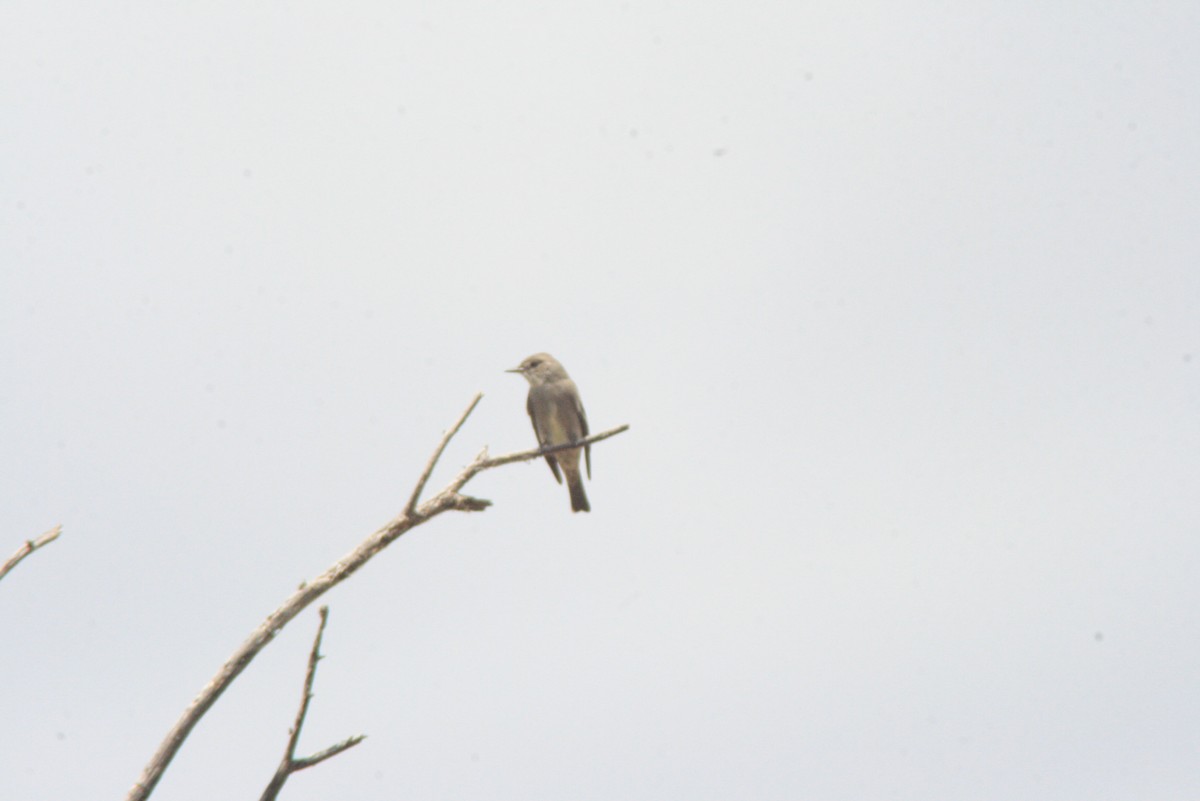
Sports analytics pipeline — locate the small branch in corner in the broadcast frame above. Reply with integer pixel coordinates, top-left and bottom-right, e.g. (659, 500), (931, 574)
(0, 524), (63, 584)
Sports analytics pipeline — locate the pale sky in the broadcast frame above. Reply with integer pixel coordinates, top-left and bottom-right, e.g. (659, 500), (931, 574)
(3, 3), (1199, 800)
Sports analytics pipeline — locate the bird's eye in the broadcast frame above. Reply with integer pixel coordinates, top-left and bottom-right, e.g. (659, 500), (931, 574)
(529, 360), (541, 367)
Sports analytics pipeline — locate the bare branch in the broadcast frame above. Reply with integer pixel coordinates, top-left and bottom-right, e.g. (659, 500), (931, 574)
(434, 425), (631, 503)
(478, 424), (630, 471)
(289, 608), (328, 762)
(126, 396), (628, 801)
(0, 525), (63, 584)
(259, 607), (364, 801)
(406, 392), (483, 516)
(292, 734), (367, 771)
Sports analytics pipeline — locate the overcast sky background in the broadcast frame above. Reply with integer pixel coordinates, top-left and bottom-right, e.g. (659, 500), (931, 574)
(3, 3), (1199, 800)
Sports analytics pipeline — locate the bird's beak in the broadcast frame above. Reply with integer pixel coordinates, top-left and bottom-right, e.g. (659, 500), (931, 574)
(505, 367), (524, 374)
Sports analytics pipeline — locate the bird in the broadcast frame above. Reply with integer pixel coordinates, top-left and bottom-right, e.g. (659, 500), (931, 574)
(506, 353), (592, 512)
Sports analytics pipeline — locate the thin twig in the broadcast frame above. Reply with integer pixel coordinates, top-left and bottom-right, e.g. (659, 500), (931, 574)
(292, 734), (367, 770)
(126, 396), (629, 801)
(0, 525), (63, 584)
(259, 607), (365, 801)
(289, 609), (328, 763)
(406, 392), (483, 516)
(478, 424), (630, 471)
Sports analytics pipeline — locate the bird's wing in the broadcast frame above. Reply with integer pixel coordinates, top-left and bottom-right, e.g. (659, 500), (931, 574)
(528, 391), (562, 483)
(575, 389), (591, 480)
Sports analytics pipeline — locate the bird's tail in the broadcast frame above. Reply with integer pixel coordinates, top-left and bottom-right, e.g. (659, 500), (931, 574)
(568, 476), (590, 513)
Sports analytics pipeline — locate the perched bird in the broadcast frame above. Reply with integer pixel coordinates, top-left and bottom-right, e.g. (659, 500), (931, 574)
(507, 353), (592, 512)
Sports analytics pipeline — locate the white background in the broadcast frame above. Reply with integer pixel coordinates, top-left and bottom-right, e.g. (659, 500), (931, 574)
(3, 3), (1199, 799)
